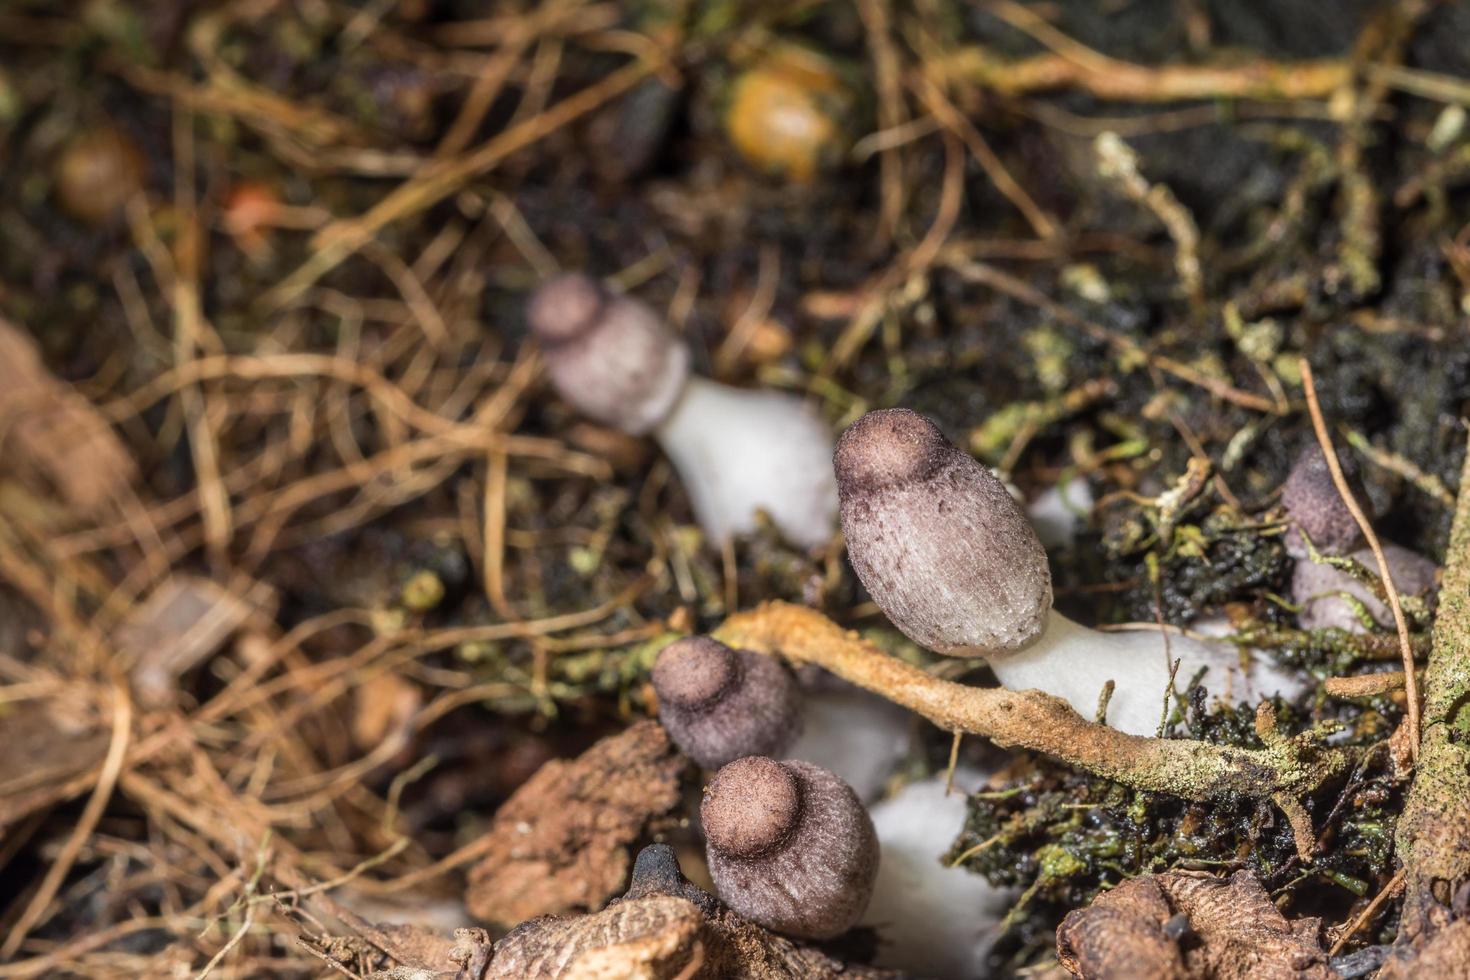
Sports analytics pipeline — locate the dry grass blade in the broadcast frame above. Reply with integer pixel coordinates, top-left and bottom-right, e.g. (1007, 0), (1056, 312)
(1299, 357), (1420, 762)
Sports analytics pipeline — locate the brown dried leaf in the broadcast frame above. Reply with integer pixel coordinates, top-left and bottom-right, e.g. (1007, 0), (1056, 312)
(1057, 870), (1335, 980)
(1055, 875), (1186, 980)
(0, 318), (136, 518)
(465, 721), (684, 928)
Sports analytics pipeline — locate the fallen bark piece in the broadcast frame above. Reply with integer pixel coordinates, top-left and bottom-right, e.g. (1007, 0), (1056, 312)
(1392, 435), (1470, 958)
(0, 317), (137, 518)
(465, 721), (685, 928)
(118, 576), (273, 708)
(1057, 870), (1334, 980)
(488, 843), (898, 979)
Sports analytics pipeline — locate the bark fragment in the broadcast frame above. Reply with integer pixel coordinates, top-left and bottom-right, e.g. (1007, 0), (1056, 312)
(464, 721), (685, 928)
(487, 844), (899, 979)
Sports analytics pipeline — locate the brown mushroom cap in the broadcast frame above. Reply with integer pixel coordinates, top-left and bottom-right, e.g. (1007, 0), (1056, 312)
(703, 756), (802, 858)
(834, 408), (1052, 658)
(526, 274), (691, 435)
(527, 271), (605, 344)
(652, 637), (802, 770)
(1281, 445), (1368, 558)
(702, 757), (878, 939)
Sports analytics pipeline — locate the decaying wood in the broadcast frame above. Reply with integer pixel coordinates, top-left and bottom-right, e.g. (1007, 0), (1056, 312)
(1056, 870), (1333, 979)
(0, 318), (137, 519)
(464, 720), (685, 928)
(1392, 433), (1470, 954)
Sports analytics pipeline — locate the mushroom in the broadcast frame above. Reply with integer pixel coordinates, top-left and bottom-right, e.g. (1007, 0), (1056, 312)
(651, 636), (802, 769)
(55, 126), (145, 226)
(527, 274), (838, 550)
(652, 634), (908, 799)
(834, 408), (1293, 737)
(1280, 444), (1372, 560)
(702, 755), (878, 939)
(1281, 445), (1439, 633)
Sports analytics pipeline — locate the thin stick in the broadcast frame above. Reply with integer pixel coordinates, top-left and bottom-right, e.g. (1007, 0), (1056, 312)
(1329, 868), (1404, 955)
(1299, 358), (1420, 761)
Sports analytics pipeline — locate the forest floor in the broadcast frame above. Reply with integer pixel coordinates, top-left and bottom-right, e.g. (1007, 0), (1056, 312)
(2, 0), (1470, 977)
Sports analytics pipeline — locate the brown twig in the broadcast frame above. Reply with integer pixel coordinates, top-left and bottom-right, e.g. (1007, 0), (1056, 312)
(1324, 671), (1408, 698)
(1299, 358), (1419, 761)
(716, 602), (1354, 813)
(1330, 868), (1405, 955)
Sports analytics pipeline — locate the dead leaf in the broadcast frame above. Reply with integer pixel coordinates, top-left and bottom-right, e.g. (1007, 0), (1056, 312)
(487, 843), (900, 979)
(1057, 870), (1335, 980)
(0, 699), (110, 830)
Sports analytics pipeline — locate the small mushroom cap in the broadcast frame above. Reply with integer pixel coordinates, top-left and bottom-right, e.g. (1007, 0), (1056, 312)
(526, 273), (691, 435)
(703, 756), (801, 858)
(835, 408), (1052, 658)
(652, 636), (739, 709)
(527, 272), (604, 344)
(1282, 445), (1368, 558)
(652, 637), (802, 770)
(703, 757), (878, 939)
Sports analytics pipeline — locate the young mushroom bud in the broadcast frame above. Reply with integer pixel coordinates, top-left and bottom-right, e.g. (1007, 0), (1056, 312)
(652, 636), (802, 769)
(1280, 443), (1440, 634)
(836, 408), (1296, 736)
(55, 126), (146, 226)
(1281, 445), (1369, 558)
(702, 756), (878, 939)
(526, 275), (838, 549)
(528, 273), (691, 436)
(834, 407), (1051, 656)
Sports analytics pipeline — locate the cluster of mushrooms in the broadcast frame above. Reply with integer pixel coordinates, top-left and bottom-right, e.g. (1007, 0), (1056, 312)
(527, 275), (1441, 962)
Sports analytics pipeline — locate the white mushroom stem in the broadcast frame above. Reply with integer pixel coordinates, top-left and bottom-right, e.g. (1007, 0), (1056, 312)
(862, 773), (1011, 978)
(781, 684), (914, 803)
(986, 610), (1301, 737)
(654, 376), (839, 551)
